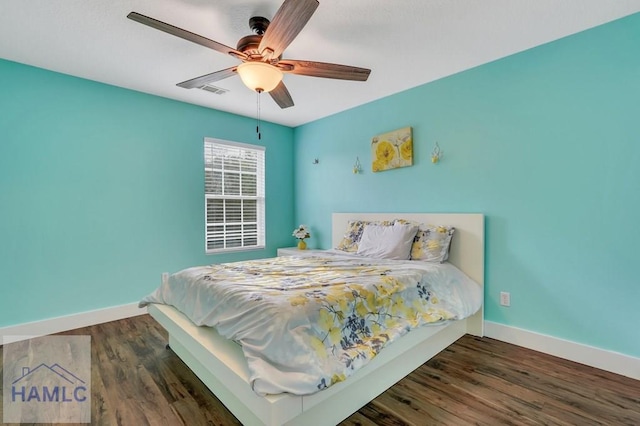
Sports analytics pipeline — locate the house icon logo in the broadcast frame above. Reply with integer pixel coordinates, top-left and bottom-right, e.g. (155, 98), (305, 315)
(2, 335), (92, 424)
(11, 363), (88, 403)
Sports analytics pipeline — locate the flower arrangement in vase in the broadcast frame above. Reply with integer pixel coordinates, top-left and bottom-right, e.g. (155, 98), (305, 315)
(292, 224), (310, 250)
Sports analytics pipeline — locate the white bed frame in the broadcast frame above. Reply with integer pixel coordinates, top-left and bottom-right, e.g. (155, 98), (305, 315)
(148, 213), (484, 425)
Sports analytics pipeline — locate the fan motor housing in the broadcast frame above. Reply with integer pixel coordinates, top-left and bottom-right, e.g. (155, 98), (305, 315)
(237, 35), (262, 56)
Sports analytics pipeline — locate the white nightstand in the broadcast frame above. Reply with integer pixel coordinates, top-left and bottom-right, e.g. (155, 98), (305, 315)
(277, 247), (324, 257)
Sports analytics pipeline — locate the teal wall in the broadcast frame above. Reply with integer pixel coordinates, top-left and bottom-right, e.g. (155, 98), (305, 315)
(0, 59), (294, 327)
(293, 13), (640, 358)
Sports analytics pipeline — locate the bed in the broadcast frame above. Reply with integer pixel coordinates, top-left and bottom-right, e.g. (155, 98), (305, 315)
(145, 212), (484, 425)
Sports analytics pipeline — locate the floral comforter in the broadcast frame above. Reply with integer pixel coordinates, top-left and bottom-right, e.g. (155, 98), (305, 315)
(139, 252), (482, 396)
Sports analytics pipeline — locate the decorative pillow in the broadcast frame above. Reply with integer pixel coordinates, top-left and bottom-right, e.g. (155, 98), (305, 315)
(356, 223), (419, 260)
(335, 220), (394, 252)
(410, 225), (455, 263)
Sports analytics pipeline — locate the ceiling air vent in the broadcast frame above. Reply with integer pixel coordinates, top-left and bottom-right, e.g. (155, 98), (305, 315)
(199, 84), (229, 95)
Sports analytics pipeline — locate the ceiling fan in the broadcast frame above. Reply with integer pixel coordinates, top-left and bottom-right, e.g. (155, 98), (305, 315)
(127, 0), (371, 109)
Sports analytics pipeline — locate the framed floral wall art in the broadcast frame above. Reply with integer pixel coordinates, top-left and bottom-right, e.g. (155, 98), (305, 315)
(371, 126), (413, 172)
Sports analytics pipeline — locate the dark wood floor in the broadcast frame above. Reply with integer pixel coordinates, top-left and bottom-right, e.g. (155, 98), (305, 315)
(1, 314), (638, 425)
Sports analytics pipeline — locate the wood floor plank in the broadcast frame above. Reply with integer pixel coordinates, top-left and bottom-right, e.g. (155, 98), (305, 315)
(0, 315), (638, 426)
(442, 340), (640, 425)
(339, 411), (380, 426)
(371, 378), (476, 426)
(422, 355), (600, 425)
(455, 336), (639, 396)
(401, 365), (524, 425)
(90, 362), (119, 426)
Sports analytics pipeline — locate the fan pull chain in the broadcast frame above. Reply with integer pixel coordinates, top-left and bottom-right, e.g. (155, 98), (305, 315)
(256, 89), (262, 140)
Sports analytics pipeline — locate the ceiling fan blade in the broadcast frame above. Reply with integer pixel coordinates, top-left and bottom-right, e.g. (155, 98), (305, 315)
(279, 60), (371, 81)
(177, 67), (238, 89)
(269, 81), (294, 108)
(127, 12), (247, 60)
(258, 0), (319, 60)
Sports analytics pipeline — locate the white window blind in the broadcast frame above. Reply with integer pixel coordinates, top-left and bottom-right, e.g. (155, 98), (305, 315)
(204, 138), (265, 253)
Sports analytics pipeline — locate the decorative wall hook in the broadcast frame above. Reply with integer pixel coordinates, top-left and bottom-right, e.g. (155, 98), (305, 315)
(431, 142), (443, 164)
(353, 157), (362, 174)
(312, 158), (319, 164)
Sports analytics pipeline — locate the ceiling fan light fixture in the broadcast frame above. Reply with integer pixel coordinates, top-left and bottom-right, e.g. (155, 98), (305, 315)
(237, 62), (283, 93)
(128, 0), (369, 109)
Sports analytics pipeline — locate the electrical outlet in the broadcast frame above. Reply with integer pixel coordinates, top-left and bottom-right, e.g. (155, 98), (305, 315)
(500, 291), (511, 307)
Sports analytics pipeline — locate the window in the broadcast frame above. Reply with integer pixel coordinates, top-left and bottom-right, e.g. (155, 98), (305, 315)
(204, 138), (265, 253)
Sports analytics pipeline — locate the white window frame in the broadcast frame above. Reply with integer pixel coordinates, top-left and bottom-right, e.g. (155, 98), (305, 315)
(204, 137), (265, 253)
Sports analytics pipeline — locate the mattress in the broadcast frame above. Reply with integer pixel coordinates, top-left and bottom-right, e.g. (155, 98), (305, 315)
(140, 251), (482, 396)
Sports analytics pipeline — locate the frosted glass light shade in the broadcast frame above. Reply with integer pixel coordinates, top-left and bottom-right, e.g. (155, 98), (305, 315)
(237, 62), (283, 92)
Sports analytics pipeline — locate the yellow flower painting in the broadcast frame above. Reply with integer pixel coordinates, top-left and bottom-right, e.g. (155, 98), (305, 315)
(371, 127), (413, 172)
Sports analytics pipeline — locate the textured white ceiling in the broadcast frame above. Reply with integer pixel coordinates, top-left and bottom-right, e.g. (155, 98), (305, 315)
(1, 0), (639, 127)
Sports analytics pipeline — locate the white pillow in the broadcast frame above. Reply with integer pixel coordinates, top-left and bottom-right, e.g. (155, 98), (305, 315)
(356, 224), (418, 260)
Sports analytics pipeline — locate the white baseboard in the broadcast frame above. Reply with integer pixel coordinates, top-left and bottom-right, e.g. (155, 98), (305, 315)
(0, 303), (147, 344)
(484, 321), (640, 381)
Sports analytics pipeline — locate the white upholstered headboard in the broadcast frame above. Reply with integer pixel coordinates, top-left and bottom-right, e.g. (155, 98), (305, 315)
(332, 212), (485, 335)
